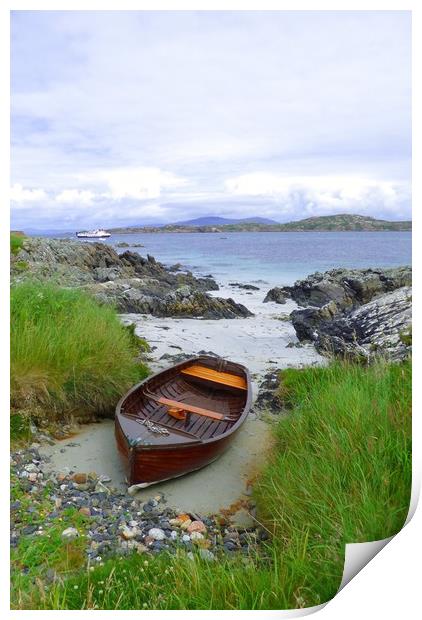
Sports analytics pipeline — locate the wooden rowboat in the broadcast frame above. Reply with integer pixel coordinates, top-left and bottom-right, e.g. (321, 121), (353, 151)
(115, 356), (252, 486)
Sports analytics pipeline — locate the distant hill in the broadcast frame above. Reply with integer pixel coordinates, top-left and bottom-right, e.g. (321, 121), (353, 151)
(108, 214), (411, 234)
(174, 216), (279, 226)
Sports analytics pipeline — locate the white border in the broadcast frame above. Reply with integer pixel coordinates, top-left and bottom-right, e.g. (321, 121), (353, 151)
(2, 2), (419, 618)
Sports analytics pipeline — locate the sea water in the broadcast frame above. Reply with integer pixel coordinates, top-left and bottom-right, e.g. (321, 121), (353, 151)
(71, 231), (411, 287)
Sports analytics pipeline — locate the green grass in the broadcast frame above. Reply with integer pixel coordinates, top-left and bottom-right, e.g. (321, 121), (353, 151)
(11, 232), (25, 255)
(13, 358), (411, 610)
(11, 281), (149, 419)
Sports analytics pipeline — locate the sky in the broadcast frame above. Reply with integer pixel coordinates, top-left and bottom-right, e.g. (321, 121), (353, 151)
(10, 10), (411, 230)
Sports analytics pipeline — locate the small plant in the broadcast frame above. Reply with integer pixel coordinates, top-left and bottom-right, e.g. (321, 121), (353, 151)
(399, 327), (412, 347)
(14, 260), (29, 272)
(11, 232), (25, 255)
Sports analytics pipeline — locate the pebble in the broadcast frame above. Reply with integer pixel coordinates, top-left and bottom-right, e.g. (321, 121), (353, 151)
(79, 507), (91, 517)
(61, 527), (79, 541)
(187, 520), (206, 534)
(148, 528), (165, 541)
(180, 519), (192, 531)
(10, 445), (262, 564)
(120, 526), (137, 540)
(199, 549), (216, 561)
(72, 473), (87, 484)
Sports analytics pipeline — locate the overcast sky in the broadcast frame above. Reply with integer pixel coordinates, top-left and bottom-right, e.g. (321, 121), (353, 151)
(11, 10), (411, 230)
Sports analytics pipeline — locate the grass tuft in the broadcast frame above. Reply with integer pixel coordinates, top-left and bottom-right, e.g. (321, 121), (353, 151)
(11, 232), (25, 255)
(11, 281), (149, 419)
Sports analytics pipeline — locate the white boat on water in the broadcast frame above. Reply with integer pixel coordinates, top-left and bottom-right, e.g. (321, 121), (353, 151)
(76, 229), (111, 238)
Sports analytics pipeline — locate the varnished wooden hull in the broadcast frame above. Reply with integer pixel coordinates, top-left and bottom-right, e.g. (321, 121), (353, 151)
(115, 356), (251, 485)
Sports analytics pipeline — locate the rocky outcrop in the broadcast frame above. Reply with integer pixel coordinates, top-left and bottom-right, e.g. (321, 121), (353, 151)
(286, 267), (412, 361)
(12, 237), (252, 319)
(293, 288), (412, 361)
(277, 266), (411, 310)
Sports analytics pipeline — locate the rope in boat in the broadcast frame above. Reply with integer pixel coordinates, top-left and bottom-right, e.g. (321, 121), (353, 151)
(137, 419), (170, 435)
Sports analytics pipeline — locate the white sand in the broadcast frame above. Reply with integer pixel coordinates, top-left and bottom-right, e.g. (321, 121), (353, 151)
(41, 283), (324, 517)
(121, 283), (324, 392)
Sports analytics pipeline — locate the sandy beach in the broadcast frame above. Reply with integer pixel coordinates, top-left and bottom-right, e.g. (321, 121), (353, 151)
(121, 282), (324, 386)
(40, 281), (324, 519)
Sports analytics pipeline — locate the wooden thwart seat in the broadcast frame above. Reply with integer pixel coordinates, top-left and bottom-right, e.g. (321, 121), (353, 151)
(155, 396), (225, 421)
(181, 365), (247, 390)
(143, 388), (234, 422)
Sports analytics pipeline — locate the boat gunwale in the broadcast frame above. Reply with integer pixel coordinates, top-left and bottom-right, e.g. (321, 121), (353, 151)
(115, 355), (252, 451)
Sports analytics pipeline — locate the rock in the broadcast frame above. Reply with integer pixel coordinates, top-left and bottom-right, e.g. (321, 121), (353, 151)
(187, 520), (207, 534)
(190, 532), (204, 542)
(79, 507), (91, 517)
(199, 548), (216, 561)
(148, 528), (166, 541)
(230, 508), (255, 528)
(24, 463), (38, 473)
(229, 282), (260, 291)
(135, 542), (148, 554)
(254, 370), (283, 414)
(120, 526), (137, 540)
(282, 266), (411, 309)
(263, 287), (287, 304)
(72, 473), (87, 484)
(180, 519), (192, 531)
(312, 287), (412, 361)
(285, 267), (412, 362)
(61, 527), (79, 541)
(290, 300), (340, 342)
(182, 534), (191, 543)
(12, 237), (255, 320)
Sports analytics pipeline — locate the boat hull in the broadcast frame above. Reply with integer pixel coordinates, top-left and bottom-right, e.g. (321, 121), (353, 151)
(115, 356), (251, 485)
(115, 416), (243, 485)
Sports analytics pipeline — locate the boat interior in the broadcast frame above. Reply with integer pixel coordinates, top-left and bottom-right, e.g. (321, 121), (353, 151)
(119, 359), (248, 444)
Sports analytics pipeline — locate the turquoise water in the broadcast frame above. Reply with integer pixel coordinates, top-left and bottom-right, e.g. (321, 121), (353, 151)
(74, 231), (411, 287)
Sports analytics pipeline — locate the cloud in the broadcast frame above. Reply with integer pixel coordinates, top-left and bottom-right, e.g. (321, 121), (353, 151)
(56, 189), (95, 205)
(97, 167), (188, 200)
(10, 183), (47, 204)
(10, 11), (411, 228)
(225, 173), (411, 218)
